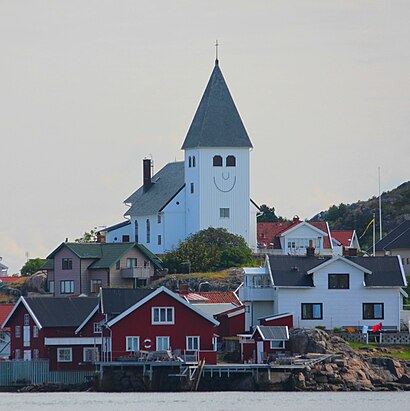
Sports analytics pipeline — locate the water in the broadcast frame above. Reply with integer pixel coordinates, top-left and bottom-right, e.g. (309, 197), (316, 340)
(0, 391), (409, 411)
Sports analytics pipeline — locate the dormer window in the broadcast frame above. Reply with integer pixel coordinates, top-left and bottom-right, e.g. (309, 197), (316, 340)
(213, 155), (222, 166)
(226, 155), (236, 167)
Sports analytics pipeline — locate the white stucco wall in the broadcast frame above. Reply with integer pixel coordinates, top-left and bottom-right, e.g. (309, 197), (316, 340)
(105, 223), (132, 243)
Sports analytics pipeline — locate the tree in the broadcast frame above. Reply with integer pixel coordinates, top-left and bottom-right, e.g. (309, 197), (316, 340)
(75, 229), (97, 243)
(163, 227), (256, 273)
(257, 204), (286, 223)
(20, 258), (46, 276)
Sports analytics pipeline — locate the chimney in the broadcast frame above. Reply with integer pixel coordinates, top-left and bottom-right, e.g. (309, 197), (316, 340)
(179, 283), (189, 294)
(143, 158), (152, 192)
(293, 215), (300, 224)
(96, 232), (105, 243)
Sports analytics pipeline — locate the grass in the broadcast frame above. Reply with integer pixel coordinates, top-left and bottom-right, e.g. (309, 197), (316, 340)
(166, 269), (236, 281)
(348, 341), (410, 359)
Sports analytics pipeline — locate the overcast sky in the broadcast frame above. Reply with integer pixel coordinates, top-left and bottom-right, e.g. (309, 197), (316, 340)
(1, 1), (409, 274)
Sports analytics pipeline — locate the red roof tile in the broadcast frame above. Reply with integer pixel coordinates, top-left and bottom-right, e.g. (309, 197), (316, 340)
(332, 230), (355, 247)
(0, 304), (14, 330)
(0, 276), (25, 283)
(181, 291), (240, 305)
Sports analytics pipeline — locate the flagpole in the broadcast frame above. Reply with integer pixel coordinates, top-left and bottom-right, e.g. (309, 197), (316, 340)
(378, 166), (382, 241)
(373, 212), (376, 256)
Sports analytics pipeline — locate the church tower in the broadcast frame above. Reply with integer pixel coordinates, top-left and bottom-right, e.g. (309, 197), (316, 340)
(181, 58), (254, 247)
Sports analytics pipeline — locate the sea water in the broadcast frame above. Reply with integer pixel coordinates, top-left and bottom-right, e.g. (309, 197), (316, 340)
(0, 391), (409, 411)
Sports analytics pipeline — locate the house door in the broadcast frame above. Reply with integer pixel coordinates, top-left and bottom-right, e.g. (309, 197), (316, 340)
(256, 341), (264, 364)
(24, 350), (32, 361)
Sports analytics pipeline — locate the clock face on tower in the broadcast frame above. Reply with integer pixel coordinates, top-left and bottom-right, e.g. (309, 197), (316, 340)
(212, 154), (237, 193)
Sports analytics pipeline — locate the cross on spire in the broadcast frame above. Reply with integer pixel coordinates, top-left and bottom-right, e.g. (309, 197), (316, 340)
(215, 40), (219, 65)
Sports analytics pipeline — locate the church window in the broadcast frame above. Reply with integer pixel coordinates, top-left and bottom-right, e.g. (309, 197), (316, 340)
(188, 156), (192, 167)
(146, 219), (151, 243)
(220, 208), (230, 218)
(158, 235), (162, 245)
(226, 155), (236, 167)
(192, 156), (196, 167)
(213, 155), (222, 167)
(157, 214), (161, 224)
(190, 183), (194, 194)
(134, 220), (139, 243)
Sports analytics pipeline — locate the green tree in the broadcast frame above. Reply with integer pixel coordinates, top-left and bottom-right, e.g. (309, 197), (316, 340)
(257, 204), (286, 223)
(20, 258), (46, 276)
(163, 227), (256, 273)
(75, 229), (97, 243)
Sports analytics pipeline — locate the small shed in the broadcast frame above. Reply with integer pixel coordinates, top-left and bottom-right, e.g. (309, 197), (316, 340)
(251, 326), (289, 364)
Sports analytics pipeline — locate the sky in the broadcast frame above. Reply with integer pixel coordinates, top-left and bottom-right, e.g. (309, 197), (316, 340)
(0, 1), (409, 274)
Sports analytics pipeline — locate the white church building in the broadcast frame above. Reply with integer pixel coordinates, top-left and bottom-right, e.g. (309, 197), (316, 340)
(103, 59), (258, 254)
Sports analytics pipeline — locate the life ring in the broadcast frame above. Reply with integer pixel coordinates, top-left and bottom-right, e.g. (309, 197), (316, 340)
(144, 339), (152, 349)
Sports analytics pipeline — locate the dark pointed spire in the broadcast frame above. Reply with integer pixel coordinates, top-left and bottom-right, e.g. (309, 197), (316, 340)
(181, 60), (253, 150)
(215, 39), (219, 66)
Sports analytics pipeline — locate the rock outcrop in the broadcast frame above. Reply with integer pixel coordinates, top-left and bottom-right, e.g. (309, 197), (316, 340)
(286, 328), (410, 391)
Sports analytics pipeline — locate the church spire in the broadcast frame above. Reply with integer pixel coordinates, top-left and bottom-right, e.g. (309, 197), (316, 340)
(181, 58), (253, 150)
(215, 40), (219, 66)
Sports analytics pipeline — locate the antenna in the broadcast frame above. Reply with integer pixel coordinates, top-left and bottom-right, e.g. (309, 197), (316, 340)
(215, 39), (219, 65)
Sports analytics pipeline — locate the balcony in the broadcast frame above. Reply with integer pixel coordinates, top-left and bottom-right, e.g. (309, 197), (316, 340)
(121, 267), (151, 279)
(239, 286), (274, 302)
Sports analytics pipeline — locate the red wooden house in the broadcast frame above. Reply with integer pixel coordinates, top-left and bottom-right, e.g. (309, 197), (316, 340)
(105, 286), (220, 364)
(214, 305), (245, 338)
(2, 297), (100, 370)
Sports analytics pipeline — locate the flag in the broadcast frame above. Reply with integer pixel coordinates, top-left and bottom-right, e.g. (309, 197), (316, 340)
(360, 218), (375, 239)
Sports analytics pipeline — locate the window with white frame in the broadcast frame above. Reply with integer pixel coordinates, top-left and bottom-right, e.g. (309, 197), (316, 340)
(156, 336), (170, 351)
(57, 347), (72, 362)
(90, 279), (102, 293)
(186, 336), (200, 351)
(220, 208), (230, 218)
(33, 326), (39, 338)
(126, 336), (140, 352)
(152, 307), (174, 324)
(24, 314), (30, 325)
(93, 322), (103, 334)
(269, 340), (285, 349)
(15, 326), (21, 338)
(60, 280), (74, 294)
(48, 280), (55, 294)
(83, 347), (99, 363)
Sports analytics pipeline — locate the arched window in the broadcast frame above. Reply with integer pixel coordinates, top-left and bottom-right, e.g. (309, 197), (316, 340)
(213, 155), (222, 166)
(188, 156), (192, 167)
(192, 156), (196, 167)
(134, 220), (138, 243)
(146, 219), (150, 243)
(226, 155), (236, 167)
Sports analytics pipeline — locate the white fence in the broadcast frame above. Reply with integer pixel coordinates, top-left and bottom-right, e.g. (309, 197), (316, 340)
(0, 360), (95, 386)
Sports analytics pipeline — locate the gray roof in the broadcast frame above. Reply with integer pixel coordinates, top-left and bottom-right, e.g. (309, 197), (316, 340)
(267, 255), (405, 287)
(101, 288), (154, 316)
(102, 220), (131, 233)
(125, 161), (185, 216)
(374, 220), (410, 252)
(24, 297), (98, 328)
(181, 62), (253, 149)
(253, 326), (289, 341)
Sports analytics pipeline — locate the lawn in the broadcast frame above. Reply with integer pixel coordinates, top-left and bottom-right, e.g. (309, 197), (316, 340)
(348, 341), (410, 359)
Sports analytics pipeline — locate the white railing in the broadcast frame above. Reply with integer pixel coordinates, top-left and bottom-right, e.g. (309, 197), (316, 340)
(121, 267), (151, 279)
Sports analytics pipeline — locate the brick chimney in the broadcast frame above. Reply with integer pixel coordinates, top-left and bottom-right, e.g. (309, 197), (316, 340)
(293, 215), (300, 224)
(306, 239), (315, 257)
(348, 248), (358, 257)
(143, 158), (152, 192)
(179, 283), (189, 294)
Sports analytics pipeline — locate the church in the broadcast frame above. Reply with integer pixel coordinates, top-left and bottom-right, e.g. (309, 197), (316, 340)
(103, 58), (258, 254)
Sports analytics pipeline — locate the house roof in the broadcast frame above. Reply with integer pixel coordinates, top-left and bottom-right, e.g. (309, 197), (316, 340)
(100, 288), (155, 316)
(181, 62), (252, 149)
(215, 304), (246, 318)
(101, 220), (131, 233)
(43, 242), (163, 270)
(252, 325), (289, 341)
(3, 297), (98, 329)
(374, 220), (410, 252)
(0, 276), (24, 284)
(0, 262), (8, 271)
(267, 255), (406, 288)
(331, 230), (356, 247)
(194, 303), (238, 317)
(124, 161), (185, 217)
(0, 304), (14, 330)
(180, 291), (241, 305)
(107, 286), (219, 327)
(257, 220), (332, 249)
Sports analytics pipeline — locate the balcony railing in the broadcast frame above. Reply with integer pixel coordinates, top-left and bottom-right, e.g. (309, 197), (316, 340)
(121, 267), (151, 279)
